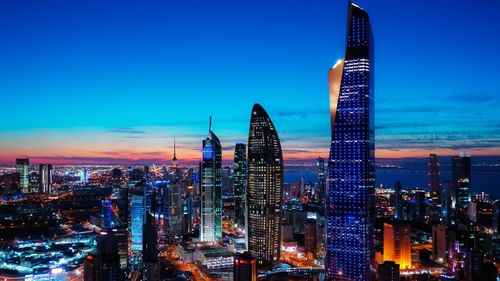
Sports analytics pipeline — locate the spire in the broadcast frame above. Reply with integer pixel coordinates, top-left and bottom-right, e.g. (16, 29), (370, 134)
(172, 136), (177, 161)
(209, 115), (212, 134)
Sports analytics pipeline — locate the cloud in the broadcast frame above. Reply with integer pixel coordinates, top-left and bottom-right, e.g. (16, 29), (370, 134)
(441, 91), (498, 103)
(108, 127), (147, 134)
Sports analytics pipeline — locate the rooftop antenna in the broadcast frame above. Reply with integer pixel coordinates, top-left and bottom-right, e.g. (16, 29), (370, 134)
(209, 115), (212, 134)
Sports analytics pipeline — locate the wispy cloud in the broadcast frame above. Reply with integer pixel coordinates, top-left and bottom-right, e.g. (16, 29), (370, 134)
(108, 127), (147, 134)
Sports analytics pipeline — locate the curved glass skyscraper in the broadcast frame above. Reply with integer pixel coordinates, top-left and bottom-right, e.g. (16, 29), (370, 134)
(200, 117), (223, 242)
(246, 104), (283, 269)
(326, 2), (375, 280)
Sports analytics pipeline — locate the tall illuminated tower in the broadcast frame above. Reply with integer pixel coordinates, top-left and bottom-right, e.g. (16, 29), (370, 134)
(39, 164), (53, 193)
(452, 152), (471, 213)
(233, 143), (247, 227)
(246, 104), (283, 268)
(383, 222), (411, 269)
(16, 158), (29, 193)
(326, 2), (375, 280)
(200, 117), (223, 242)
(316, 157), (326, 202)
(429, 154), (441, 203)
(172, 137), (178, 169)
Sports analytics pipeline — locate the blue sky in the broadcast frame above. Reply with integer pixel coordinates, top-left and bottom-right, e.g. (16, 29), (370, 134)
(0, 0), (499, 164)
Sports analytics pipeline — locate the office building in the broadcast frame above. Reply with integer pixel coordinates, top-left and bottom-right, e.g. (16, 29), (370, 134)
(432, 224), (447, 263)
(247, 104), (283, 268)
(316, 157), (326, 203)
(16, 158), (30, 193)
(325, 2), (375, 280)
(233, 143), (247, 227)
(200, 117), (223, 242)
(38, 164), (52, 193)
(234, 252), (257, 281)
(304, 219), (317, 259)
(84, 231), (123, 281)
(169, 183), (183, 236)
(383, 222), (411, 269)
(452, 153), (471, 213)
(429, 154), (441, 203)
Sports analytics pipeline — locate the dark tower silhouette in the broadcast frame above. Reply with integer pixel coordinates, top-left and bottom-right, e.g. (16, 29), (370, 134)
(233, 143), (247, 226)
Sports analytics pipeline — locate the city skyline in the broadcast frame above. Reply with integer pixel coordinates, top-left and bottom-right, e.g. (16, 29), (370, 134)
(1, 1), (500, 281)
(1, 0), (500, 165)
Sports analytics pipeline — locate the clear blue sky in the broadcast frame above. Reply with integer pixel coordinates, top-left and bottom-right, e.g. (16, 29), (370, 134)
(0, 0), (499, 164)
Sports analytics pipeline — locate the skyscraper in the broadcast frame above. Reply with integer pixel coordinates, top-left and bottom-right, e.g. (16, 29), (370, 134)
(16, 158), (29, 193)
(452, 152), (471, 213)
(130, 186), (145, 265)
(316, 157), (326, 203)
(246, 103), (283, 269)
(383, 222), (411, 269)
(84, 230), (123, 281)
(394, 181), (403, 220)
(38, 164), (52, 193)
(326, 2), (374, 280)
(169, 183), (183, 236)
(233, 143), (247, 227)
(429, 154), (441, 203)
(102, 199), (114, 229)
(200, 117), (222, 242)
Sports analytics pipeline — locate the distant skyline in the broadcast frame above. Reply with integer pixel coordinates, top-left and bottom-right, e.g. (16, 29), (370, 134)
(1, 0), (499, 165)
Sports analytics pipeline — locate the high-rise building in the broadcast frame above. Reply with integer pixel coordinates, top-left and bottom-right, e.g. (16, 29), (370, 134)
(429, 154), (441, 203)
(325, 2), (375, 280)
(182, 194), (193, 234)
(441, 181), (453, 225)
(233, 143), (247, 227)
(378, 261), (400, 281)
(410, 190), (425, 222)
(38, 164), (52, 193)
(234, 252), (257, 281)
(383, 222), (411, 269)
(432, 224), (447, 263)
(394, 181), (403, 220)
(143, 213), (159, 281)
(169, 183), (183, 236)
(102, 199), (114, 229)
(304, 219), (317, 259)
(316, 157), (326, 203)
(452, 153), (471, 213)
(84, 231), (123, 281)
(200, 117), (222, 242)
(130, 186), (145, 263)
(16, 158), (29, 193)
(246, 104), (283, 269)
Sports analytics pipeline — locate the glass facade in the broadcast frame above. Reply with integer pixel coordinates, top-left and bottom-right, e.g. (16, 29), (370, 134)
(39, 164), (52, 194)
(452, 153), (471, 213)
(131, 190), (144, 252)
(316, 157), (326, 203)
(200, 119), (223, 242)
(247, 103), (283, 269)
(233, 143), (247, 227)
(16, 158), (30, 193)
(326, 3), (374, 280)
